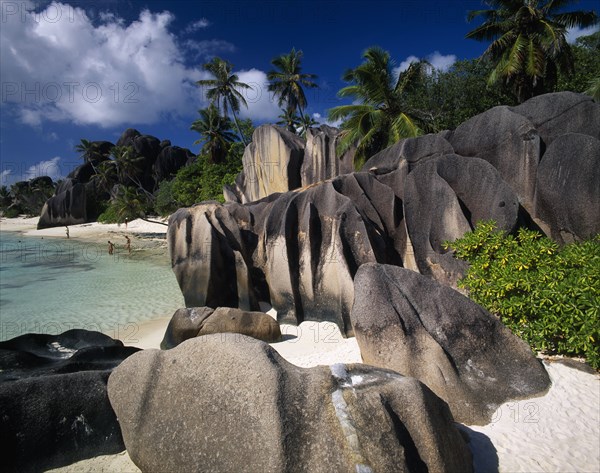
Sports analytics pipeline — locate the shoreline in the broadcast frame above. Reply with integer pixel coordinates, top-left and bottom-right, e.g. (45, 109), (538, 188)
(0, 216), (172, 263)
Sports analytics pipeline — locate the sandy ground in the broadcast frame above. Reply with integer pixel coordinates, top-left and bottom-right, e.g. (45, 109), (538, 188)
(4, 218), (598, 473)
(0, 216), (170, 254)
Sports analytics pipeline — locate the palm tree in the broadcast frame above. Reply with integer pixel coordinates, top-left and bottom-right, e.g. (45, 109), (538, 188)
(466, 0), (598, 103)
(298, 113), (319, 137)
(328, 47), (429, 164)
(91, 160), (118, 198)
(276, 108), (302, 133)
(196, 57), (251, 145)
(109, 146), (153, 199)
(190, 105), (238, 164)
(267, 48), (318, 121)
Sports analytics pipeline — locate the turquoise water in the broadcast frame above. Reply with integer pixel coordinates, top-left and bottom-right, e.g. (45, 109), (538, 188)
(0, 231), (184, 342)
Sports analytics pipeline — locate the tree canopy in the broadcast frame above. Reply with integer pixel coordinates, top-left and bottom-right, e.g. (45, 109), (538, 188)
(466, 0), (598, 103)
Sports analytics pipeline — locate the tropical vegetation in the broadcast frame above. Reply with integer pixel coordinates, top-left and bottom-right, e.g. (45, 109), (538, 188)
(466, 0), (598, 103)
(196, 57), (251, 144)
(267, 48), (318, 123)
(328, 47), (430, 166)
(446, 221), (600, 369)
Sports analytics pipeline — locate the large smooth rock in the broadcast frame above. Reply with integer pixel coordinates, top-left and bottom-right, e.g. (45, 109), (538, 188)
(108, 335), (473, 473)
(37, 179), (87, 229)
(231, 125), (305, 203)
(168, 202), (259, 311)
(350, 264), (551, 425)
(535, 133), (600, 242)
(448, 106), (540, 213)
(0, 330), (139, 472)
(510, 91), (600, 146)
(300, 125), (355, 187)
(153, 146), (193, 182)
(403, 154), (519, 286)
(170, 173), (407, 337)
(161, 307), (281, 349)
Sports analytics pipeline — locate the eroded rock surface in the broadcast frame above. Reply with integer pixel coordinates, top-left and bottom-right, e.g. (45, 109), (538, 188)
(0, 330), (139, 472)
(161, 306), (281, 349)
(109, 335), (473, 473)
(350, 264), (551, 425)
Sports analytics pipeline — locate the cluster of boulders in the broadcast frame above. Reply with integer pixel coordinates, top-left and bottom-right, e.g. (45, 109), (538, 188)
(5, 92), (598, 471)
(0, 330), (139, 472)
(37, 129), (194, 229)
(224, 124), (356, 203)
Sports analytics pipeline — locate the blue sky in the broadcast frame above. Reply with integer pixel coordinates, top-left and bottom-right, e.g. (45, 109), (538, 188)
(1, 0), (598, 185)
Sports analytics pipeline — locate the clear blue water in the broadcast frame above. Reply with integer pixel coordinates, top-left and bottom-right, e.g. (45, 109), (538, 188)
(0, 231), (184, 342)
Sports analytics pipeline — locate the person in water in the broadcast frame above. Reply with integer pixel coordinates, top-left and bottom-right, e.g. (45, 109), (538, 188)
(125, 235), (131, 254)
(65, 226), (69, 239)
(108, 241), (114, 255)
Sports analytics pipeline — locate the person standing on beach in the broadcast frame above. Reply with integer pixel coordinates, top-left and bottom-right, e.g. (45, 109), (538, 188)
(108, 241), (114, 255)
(125, 235), (131, 254)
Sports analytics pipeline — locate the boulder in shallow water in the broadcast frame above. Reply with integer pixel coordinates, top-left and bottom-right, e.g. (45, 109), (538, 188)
(109, 335), (473, 473)
(350, 263), (551, 425)
(0, 330), (139, 472)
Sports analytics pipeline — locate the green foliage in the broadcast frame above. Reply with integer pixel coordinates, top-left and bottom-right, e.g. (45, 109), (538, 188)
(4, 177), (56, 217)
(154, 179), (179, 216)
(405, 58), (518, 132)
(170, 153), (242, 205)
(98, 185), (151, 223)
(466, 0), (598, 103)
(267, 48), (318, 118)
(556, 32), (600, 98)
(190, 105), (238, 164)
(196, 57), (251, 144)
(446, 221), (600, 369)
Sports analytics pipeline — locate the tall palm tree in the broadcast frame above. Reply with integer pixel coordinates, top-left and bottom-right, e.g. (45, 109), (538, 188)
(110, 146), (153, 199)
(328, 47), (428, 164)
(91, 160), (118, 198)
(190, 105), (238, 164)
(196, 57), (251, 145)
(298, 113), (319, 137)
(466, 0), (598, 103)
(267, 48), (318, 121)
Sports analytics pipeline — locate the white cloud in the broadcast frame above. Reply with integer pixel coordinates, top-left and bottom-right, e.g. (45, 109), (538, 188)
(567, 25), (599, 44)
(396, 55), (420, 74)
(1, 2), (207, 128)
(235, 69), (281, 121)
(24, 156), (63, 181)
(184, 39), (236, 60)
(312, 112), (342, 128)
(427, 51), (457, 72)
(395, 51), (457, 77)
(1, 169), (14, 185)
(184, 18), (210, 34)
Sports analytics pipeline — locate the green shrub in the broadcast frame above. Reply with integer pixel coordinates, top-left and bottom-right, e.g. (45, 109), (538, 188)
(154, 179), (179, 216)
(446, 221), (600, 369)
(171, 153), (242, 206)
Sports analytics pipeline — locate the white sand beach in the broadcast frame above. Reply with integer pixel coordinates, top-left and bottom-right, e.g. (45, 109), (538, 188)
(4, 217), (598, 473)
(0, 216), (169, 244)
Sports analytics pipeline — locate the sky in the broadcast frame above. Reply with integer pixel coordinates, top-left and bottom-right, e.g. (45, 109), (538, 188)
(1, 0), (598, 185)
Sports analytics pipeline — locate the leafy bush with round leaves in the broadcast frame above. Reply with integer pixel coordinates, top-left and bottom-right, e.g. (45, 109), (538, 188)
(446, 221), (599, 369)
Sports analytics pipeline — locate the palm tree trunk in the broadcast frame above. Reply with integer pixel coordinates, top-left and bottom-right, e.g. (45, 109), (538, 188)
(228, 98), (248, 146)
